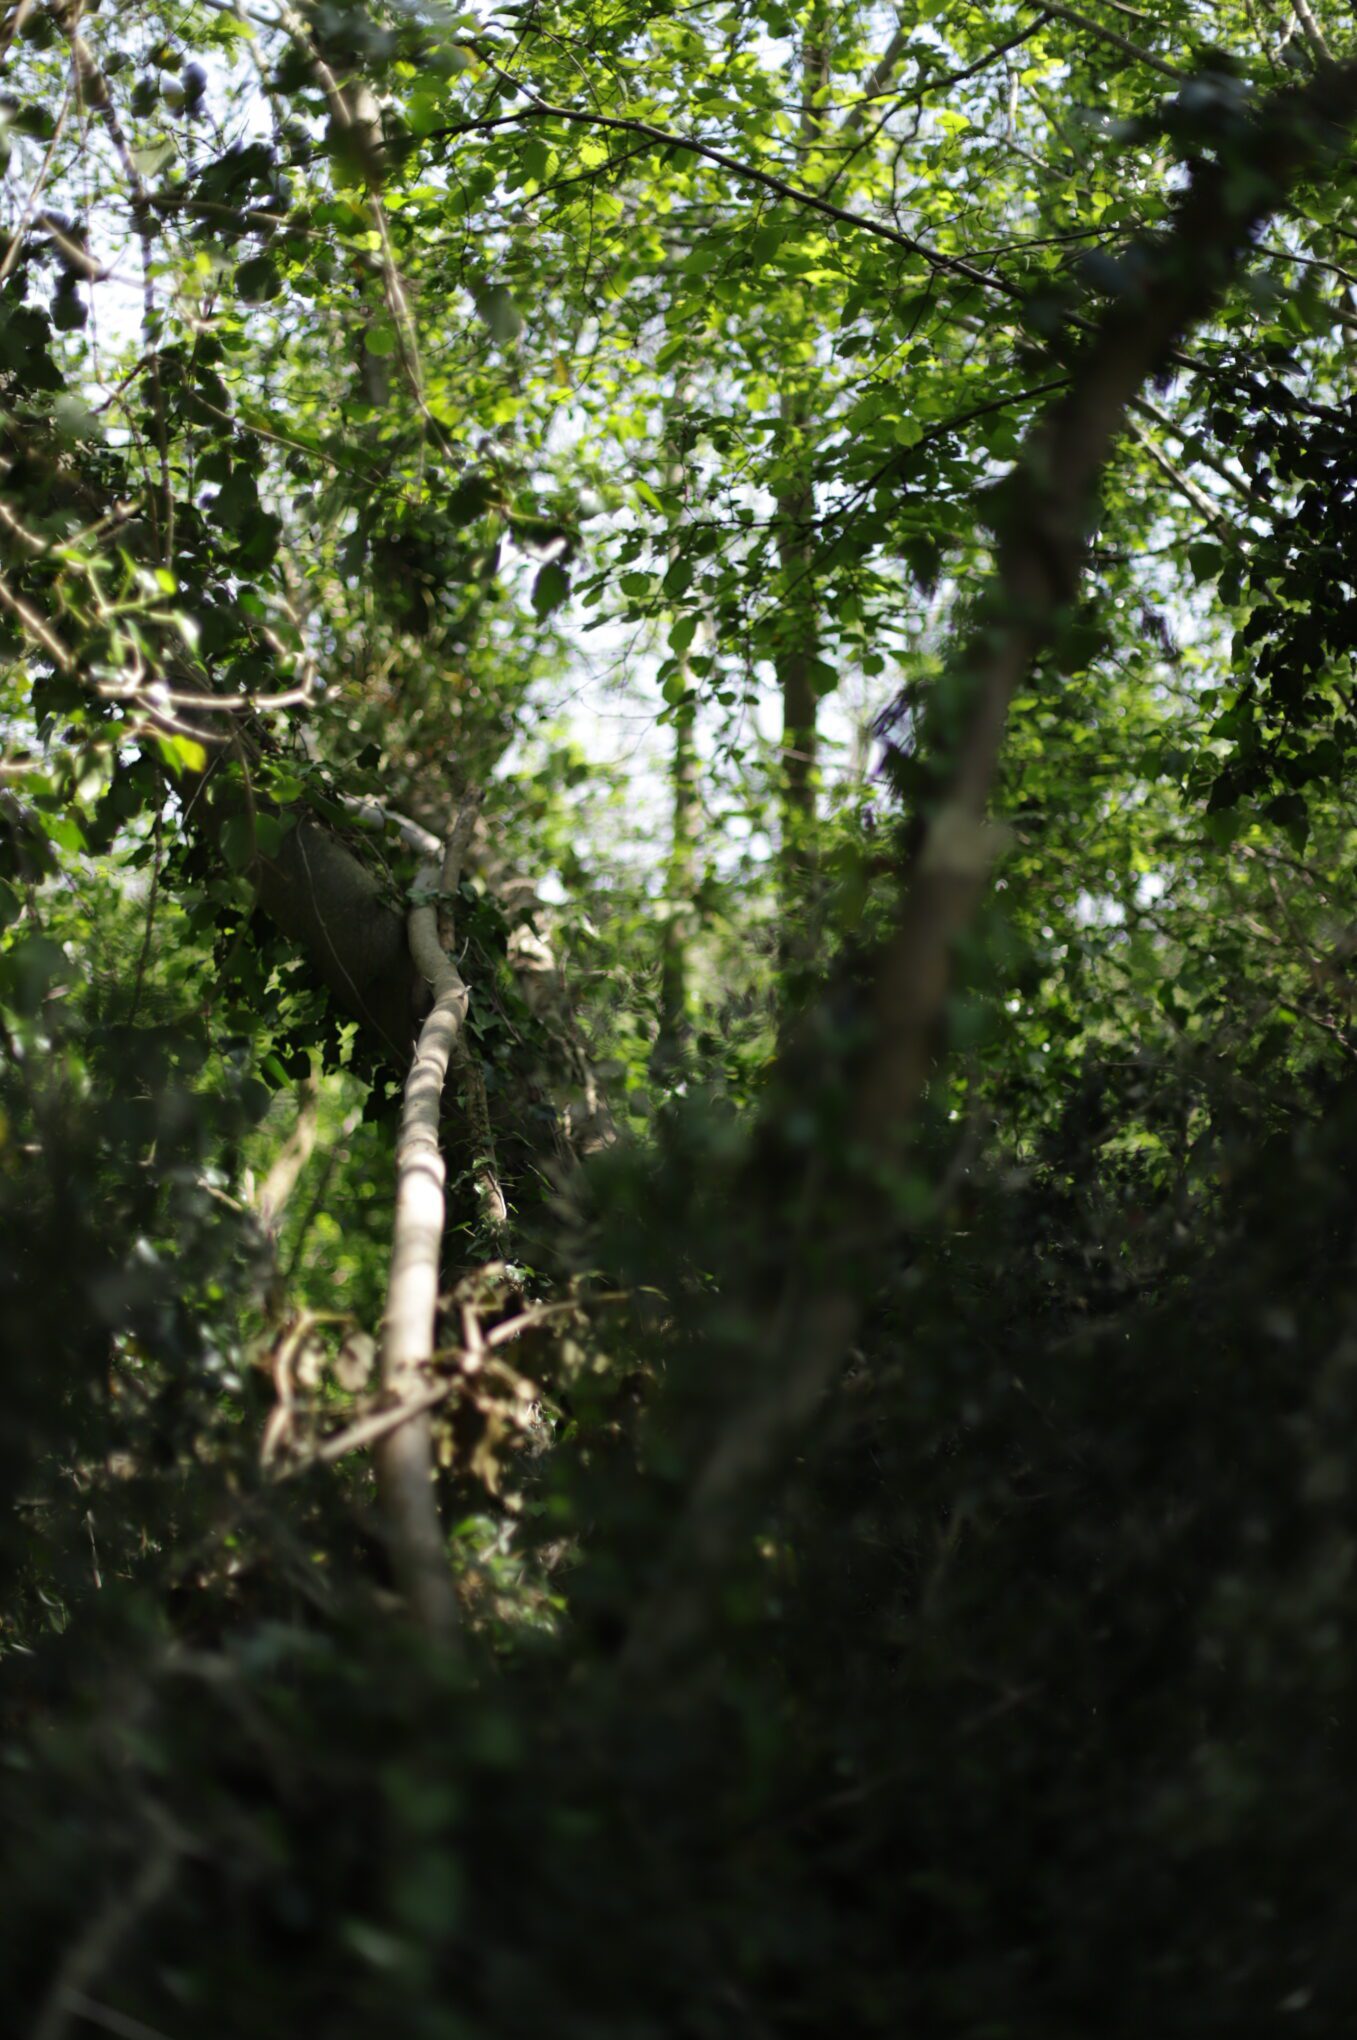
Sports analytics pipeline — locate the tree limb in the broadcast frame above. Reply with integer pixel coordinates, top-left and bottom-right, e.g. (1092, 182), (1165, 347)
(1027, 0), (1182, 80)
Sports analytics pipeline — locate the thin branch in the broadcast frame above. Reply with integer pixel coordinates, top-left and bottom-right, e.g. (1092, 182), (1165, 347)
(28, 1830), (183, 2040)
(445, 57), (1027, 302)
(0, 569), (74, 670)
(1127, 393), (1254, 502)
(125, 809), (162, 1027)
(0, 71), (76, 287)
(1128, 416), (1235, 537)
(825, 19), (1051, 201)
(340, 793), (442, 860)
(1257, 237), (1357, 284)
(0, 0), (37, 64)
(37, 1993), (177, 2040)
(287, 1295), (629, 1471)
(1024, 0), (1182, 81)
(838, 14), (910, 137)
(254, 1066), (321, 1238)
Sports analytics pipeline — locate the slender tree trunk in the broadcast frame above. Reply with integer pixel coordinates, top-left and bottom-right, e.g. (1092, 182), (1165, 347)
(773, 454), (819, 867)
(656, 679), (699, 1077)
(655, 397), (701, 1078)
(774, 19), (831, 973)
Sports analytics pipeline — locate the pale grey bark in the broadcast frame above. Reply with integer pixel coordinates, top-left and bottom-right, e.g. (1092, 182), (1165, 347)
(373, 796), (480, 1637)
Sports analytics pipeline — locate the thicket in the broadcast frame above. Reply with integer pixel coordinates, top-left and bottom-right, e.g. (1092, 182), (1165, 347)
(3, 2), (1357, 2033)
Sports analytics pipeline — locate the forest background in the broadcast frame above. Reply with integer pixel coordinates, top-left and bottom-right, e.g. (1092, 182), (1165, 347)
(3, 0), (1357, 2033)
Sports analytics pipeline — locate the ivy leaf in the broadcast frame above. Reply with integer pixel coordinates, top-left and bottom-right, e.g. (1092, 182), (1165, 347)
(253, 814), (290, 859)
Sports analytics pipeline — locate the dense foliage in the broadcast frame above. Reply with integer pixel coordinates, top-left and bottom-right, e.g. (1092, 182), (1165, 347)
(4, 0), (1357, 2032)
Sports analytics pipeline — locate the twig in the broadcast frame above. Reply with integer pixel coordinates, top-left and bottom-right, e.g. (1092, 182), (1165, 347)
(0, 72), (76, 286)
(253, 1065), (320, 1237)
(1127, 393), (1253, 502)
(0, 569), (74, 670)
(283, 1293), (629, 1470)
(38, 1993), (177, 2040)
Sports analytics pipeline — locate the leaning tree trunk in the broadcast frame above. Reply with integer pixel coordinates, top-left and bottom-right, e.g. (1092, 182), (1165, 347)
(624, 51), (1357, 1678)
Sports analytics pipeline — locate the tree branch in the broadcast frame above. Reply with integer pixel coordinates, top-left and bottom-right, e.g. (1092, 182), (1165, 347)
(444, 57), (1027, 302)
(1027, 0), (1182, 80)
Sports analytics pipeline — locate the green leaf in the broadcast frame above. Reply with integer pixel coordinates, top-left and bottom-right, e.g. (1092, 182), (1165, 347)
(220, 815), (257, 871)
(234, 255), (281, 303)
(0, 934), (68, 1016)
(532, 562), (571, 618)
(252, 814), (290, 859)
(157, 733), (208, 778)
(131, 139), (177, 179)
(474, 284), (523, 346)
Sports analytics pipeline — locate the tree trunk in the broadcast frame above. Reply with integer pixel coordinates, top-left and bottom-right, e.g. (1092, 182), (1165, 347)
(624, 52), (1357, 1679)
(655, 401), (701, 1078)
(773, 20), (831, 977)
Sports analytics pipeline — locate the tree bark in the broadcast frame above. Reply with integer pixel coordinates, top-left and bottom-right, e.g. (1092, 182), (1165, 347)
(655, 402), (701, 1079)
(773, 18), (831, 973)
(373, 795), (480, 1637)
